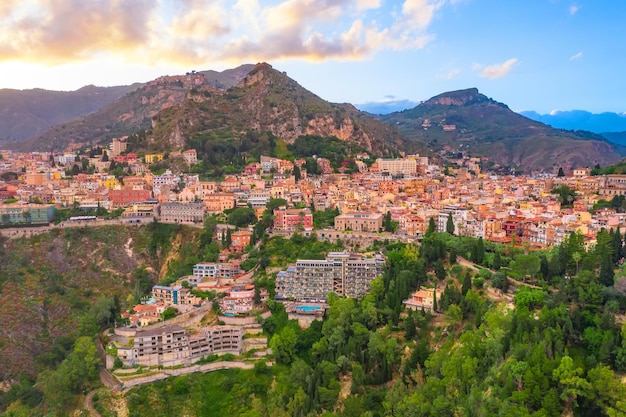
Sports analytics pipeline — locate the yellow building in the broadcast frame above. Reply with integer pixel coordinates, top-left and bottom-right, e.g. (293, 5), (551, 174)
(145, 154), (164, 164)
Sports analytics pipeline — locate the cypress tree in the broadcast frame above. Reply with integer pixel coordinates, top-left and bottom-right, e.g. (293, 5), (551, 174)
(493, 251), (502, 271)
(446, 213), (455, 235)
(462, 271), (472, 296)
(432, 289), (438, 313)
(476, 237), (485, 264)
(599, 253), (615, 286)
(426, 217), (436, 236)
(449, 247), (458, 264)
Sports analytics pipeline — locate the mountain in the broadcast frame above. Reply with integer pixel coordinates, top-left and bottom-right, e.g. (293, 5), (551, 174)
(0, 84), (141, 146)
(355, 99), (419, 115)
(601, 131), (626, 147)
(380, 88), (621, 173)
(11, 65), (255, 152)
(520, 109), (626, 133)
(119, 62), (406, 157)
(13, 63), (405, 158)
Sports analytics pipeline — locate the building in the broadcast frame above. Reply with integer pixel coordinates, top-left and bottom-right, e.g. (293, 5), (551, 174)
(192, 262), (244, 280)
(159, 202), (205, 224)
(376, 158), (418, 176)
(115, 324), (244, 367)
(204, 193), (235, 213)
(273, 206), (313, 231)
(109, 189), (152, 208)
(151, 285), (200, 306)
(599, 175), (626, 197)
(403, 288), (441, 313)
(437, 205), (470, 235)
(275, 252), (385, 302)
(334, 211), (383, 232)
(182, 149), (198, 165)
(0, 203), (56, 225)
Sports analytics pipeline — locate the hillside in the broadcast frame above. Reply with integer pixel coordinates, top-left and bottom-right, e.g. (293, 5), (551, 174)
(144, 62), (407, 157)
(381, 88), (621, 172)
(11, 65), (255, 152)
(0, 223), (202, 381)
(0, 84), (140, 146)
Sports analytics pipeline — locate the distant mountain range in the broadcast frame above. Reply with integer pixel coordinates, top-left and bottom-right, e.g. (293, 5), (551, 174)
(520, 110), (626, 134)
(1, 66), (623, 173)
(0, 84), (141, 144)
(355, 99), (419, 115)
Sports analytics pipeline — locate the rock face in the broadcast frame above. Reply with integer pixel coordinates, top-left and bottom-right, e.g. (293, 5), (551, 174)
(148, 62), (406, 155)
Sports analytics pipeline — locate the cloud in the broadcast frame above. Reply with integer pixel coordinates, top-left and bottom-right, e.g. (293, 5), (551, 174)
(569, 4), (580, 15)
(569, 51), (583, 60)
(437, 63), (460, 79)
(0, 0), (456, 67)
(477, 58), (518, 79)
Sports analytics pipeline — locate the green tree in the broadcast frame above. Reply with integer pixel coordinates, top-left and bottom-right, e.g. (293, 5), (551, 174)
(599, 252), (615, 286)
(446, 213), (455, 234)
(449, 246), (457, 264)
(551, 185), (576, 208)
(426, 217), (436, 236)
(384, 211), (394, 232)
(227, 207), (257, 227)
(552, 355), (592, 413)
(293, 165), (301, 182)
(510, 254), (541, 281)
(476, 237), (485, 264)
(270, 326), (297, 365)
(434, 260), (446, 281)
(493, 251), (502, 271)
(461, 271), (472, 296)
(557, 167), (565, 177)
(224, 228), (232, 248)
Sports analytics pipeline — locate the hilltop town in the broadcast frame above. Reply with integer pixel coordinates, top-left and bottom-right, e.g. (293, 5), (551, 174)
(1, 137), (625, 250)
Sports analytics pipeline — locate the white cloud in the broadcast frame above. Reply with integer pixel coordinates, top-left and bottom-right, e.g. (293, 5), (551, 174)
(569, 4), (580, 15)
(569, 51), (583, 60)
(0, 0), (458, 67)
(437, 67), (460, 79)
(478, 58), (518, 79)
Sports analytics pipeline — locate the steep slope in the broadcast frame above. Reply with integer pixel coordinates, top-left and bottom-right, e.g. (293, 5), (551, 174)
(381, 88), (620, 172)
(0, 84), (140, 146)
(12, 66), (255, 152)
(148, 62), (407, 156)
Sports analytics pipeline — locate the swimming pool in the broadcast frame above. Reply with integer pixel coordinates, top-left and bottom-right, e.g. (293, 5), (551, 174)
(296, 305), (322, 312)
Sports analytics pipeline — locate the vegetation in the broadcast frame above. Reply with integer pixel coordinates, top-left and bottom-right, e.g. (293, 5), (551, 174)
(2, 221), (626, 415)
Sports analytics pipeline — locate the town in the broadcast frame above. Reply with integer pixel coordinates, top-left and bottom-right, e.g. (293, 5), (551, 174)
(1, 138), (625, 250)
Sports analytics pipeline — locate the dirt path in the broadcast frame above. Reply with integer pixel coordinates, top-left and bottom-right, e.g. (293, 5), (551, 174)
(85, 390), (102, 417)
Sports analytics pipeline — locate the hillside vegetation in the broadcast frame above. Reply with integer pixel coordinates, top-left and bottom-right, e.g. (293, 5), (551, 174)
(380, 88), (620, 173)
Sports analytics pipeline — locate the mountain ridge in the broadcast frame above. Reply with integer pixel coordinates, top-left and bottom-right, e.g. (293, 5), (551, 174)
(380, 88), (621, 173)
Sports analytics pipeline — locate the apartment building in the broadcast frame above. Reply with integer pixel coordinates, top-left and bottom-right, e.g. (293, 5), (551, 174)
(159, 201), (205, 224)
(204, 193), (235, 213)
(275, 252), (385, 302)
(273, 206), (313, 231)
(375, 158), (418, 176)
(334, 211), (383, 232)
(0, 203), (56, 225)
(115, 324), (244, 367)
(151, 285), (199, 306)
(192, 262), (244, 280)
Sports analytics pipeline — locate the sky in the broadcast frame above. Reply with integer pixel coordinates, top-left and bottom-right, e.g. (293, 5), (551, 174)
(0, 0), (624, 114)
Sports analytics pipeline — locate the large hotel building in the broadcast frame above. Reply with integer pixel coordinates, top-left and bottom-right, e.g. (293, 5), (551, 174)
(275, 252), (386, 302)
